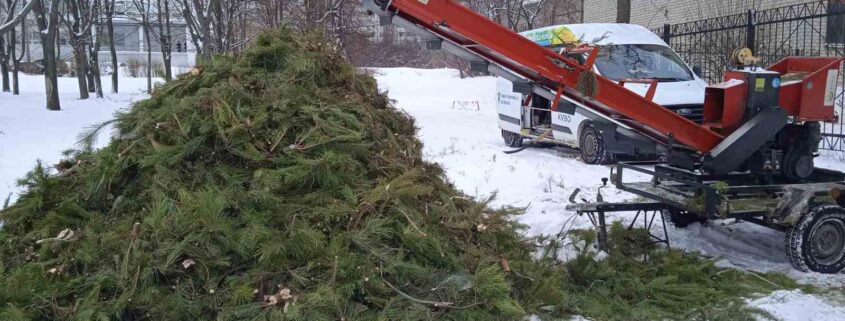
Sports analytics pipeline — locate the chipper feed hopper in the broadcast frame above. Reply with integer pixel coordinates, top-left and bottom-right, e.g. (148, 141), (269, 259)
(363, 0), (845, 273)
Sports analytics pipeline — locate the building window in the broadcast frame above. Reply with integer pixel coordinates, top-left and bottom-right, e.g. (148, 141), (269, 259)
(829, 0), (845, 44)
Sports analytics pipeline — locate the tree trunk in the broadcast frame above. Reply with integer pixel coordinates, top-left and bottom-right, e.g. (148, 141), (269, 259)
(0, 62), (8, 92)
(35, 0), (62, 110)
(91, 62), (103, 97)
(73, 44), (90, 99)
(11, 1), (24, 95)
(163, 0), (172, 81)
(0, 35), (8, 92)
(88, 33), (103, 98)
(11, 63), (18, 94)
(106, 0), (118, 93)
(86, 68), (96, 92)
(42, 36), (60, 110)
(143, 22), (152, 91)
(89, 0), (104, 98)
(11, 26), (19, 95)
(180, 0), (207, 61)
(66, 0), (90, 98)
(616, 0), (631, 24)
(0, 61), (8, 93)
(157, 0), (172, 82)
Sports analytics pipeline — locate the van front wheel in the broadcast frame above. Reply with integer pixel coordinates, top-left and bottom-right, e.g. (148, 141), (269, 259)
(579, 125), (612, 165)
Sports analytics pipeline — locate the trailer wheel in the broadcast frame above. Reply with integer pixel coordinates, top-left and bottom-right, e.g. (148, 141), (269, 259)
(579, 124), (612, 165)
(785, 205), (845, 273)
(664, 208), (707, 228)
(501, 130), (523, 147)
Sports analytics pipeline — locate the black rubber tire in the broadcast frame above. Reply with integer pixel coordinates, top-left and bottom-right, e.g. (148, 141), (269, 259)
(502, 130), (523, 148)
(783, 149), (815, 182)
(664, 208), (707, 228)
(578, 124), (612, 165)
(785, 204), (845, 274)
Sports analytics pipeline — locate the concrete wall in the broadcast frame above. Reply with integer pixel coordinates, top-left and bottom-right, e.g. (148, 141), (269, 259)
(583, 0), (813, 29)
(101, 23), (191, 53)
(24, 44), (197, 68)
(97, 51), (197, 68)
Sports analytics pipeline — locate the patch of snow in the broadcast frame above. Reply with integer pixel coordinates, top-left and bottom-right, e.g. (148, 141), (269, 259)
(0, 73), (156, 204)
(748, 290), (845, 321)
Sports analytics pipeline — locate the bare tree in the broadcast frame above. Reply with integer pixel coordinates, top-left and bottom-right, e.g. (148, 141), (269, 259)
(0, 0), (12, 92)
(255, 0), (286, 28)
(33, 0), (61, 110)
(518, 0), (549, 31)
(6, 0), (26, 95)
(0, 27), (8, 93)
(86, 0), (103, 98)
(461, 0), (578, 32)
(177, 0), (248, 59)
(104, 0), (118, 93)
(178, 0), (212, 60)
(132, 0), (153, 92)
(0, 0), (35, 34)
(156, 0), (172, 81)
(63, 0), (95, 99)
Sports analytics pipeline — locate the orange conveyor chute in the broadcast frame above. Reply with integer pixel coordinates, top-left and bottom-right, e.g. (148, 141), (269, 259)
(369, 0), (725, 153)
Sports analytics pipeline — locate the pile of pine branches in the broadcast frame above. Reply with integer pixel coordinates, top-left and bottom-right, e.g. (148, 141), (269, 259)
(0, 30), (567, 320)
(0, 29), (799, 321)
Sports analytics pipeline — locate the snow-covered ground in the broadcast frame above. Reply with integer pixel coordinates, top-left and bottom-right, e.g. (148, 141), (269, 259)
(1, 69), (843, 320)
(372, 68), (845, 321)
(0, 74), (155, 204)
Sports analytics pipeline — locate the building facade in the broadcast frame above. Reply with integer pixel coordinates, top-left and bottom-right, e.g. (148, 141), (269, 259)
(583, 0), (814, 29)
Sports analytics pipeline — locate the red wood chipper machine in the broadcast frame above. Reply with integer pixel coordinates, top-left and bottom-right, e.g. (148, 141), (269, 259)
(363, 0), (845, 273)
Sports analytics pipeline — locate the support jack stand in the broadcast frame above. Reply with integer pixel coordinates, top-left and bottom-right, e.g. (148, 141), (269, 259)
(570, 202), (672, 259)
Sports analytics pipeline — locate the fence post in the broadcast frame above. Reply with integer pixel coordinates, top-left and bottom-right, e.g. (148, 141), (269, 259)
(662, 23), (671, 44)
(746, 9), (756, 50)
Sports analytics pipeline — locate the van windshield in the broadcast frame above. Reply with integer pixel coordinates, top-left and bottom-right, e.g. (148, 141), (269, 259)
(593, 44), (693, 82)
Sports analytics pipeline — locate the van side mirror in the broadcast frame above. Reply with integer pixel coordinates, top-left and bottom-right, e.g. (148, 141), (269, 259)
(692, 65), (703, 78)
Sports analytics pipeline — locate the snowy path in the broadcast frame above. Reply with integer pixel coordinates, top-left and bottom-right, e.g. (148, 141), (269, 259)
(1, 70), (843, 320)
(373, 68), (845, 321)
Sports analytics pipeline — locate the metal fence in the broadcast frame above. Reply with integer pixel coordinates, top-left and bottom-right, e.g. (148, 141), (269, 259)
(654, 0), (845, 151)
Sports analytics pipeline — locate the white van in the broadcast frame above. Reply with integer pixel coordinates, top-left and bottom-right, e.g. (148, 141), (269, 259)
(498, 23), (708, 164)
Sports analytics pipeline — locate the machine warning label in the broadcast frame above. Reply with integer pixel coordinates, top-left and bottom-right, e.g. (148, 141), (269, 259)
(755, 78), (766, 92)
(825, 69), (839, 106)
